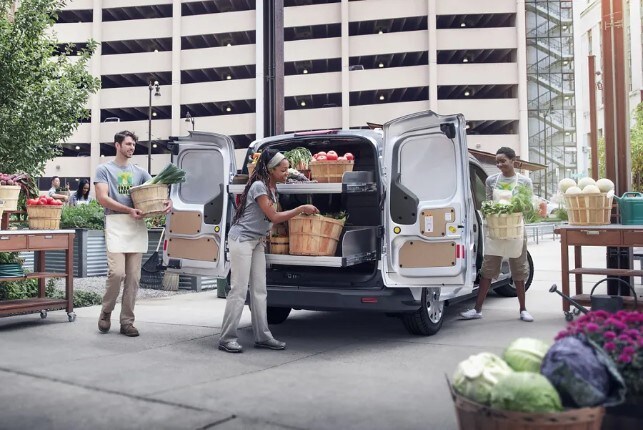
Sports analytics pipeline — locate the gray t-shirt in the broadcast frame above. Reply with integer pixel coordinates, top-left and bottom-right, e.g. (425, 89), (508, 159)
(228, 181), (276, 242)
(94, 161), (151, 215)
(47, 187), (57, 197)
(485, 172), (533, 201)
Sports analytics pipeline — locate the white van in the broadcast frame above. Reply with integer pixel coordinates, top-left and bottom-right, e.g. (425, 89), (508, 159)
(163, 111), (533, 336)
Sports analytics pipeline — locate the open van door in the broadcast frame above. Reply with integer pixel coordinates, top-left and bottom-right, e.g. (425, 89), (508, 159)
(162, 132), (236, 277)
(382, 111), (475, 291)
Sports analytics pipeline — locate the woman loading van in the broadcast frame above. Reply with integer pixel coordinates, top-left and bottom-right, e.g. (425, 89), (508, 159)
(218, 149), (319, 353)
(460, 147), (534, 323)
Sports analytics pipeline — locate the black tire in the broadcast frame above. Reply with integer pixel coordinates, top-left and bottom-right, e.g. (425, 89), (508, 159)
(267, 306), (291, 324)
(494, 251), (534, 297)
(401, 288), (444, 336)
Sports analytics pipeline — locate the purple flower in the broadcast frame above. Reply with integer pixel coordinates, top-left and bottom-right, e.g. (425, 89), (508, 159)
(613, 321), (628, 331)
(618, 353), (632, 364)
(586, 322), (600, 332)
(603, 331), (617, 340)
(604, 342), (617, 352)
(618, 334), (631, 342)
(623, 346), (635, 355)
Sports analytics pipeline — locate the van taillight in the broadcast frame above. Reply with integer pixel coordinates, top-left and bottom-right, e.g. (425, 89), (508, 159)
(163, 240), (168, 251)
(361, 297), (378, 304)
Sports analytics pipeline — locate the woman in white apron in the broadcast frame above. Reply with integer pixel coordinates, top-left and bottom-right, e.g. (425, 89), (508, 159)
(460, 147), (534, 322)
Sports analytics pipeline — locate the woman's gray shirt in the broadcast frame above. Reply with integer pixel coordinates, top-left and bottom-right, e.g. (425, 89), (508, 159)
(228, 181), (276, 242)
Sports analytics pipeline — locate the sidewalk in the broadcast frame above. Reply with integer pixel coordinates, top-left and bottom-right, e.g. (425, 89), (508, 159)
(0, 240), (637, 430)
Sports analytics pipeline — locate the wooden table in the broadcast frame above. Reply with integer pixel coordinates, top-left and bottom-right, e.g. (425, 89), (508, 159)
(0, 229), (76, 321)
(555, 224), (643, 320)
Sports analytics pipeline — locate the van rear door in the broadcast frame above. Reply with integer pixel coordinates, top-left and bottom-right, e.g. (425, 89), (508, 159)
(162, 132), (235, 277)
(382, 111), (475, 290)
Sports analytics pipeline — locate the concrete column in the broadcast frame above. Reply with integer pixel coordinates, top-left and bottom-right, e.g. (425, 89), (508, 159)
(515, 0), (529, 161)
(171, 0), (181, 137)
(427, 0), (437, 112)
(255, 4), (264, 140)
(341, 0), (349, 129)
(89, 0), (102, 189)
(572, 2), (588, 175)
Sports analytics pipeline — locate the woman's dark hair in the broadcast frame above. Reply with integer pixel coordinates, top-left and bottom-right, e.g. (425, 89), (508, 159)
(496, 146), (516, 160)
(232, 149), (282, 224)
(75, 179), (90, 200)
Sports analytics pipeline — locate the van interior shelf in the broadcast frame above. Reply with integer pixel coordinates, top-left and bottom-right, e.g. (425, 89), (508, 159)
(266, 226), (378, 268)
(228, 171), (376, 195)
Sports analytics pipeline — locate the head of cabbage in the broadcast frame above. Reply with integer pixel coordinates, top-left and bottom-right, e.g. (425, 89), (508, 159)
(490, 372), (563, 413)
(503, 337), (550, 373)
(452, 352), (513, 405)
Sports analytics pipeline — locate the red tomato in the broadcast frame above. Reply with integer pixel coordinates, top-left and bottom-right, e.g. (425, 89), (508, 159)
(327, 150), (337, 157)
(38, 196), (48, 205)
(344, 152), (354, 161)
(52, 200), (63, 206)
(27, 198), (38, 206)
(337, 156), (347, 161)
(316, 155), (328, 161)
(326, 153), (338, 161)
(316, 151), (326, 158)
(46, 197), (55, 205)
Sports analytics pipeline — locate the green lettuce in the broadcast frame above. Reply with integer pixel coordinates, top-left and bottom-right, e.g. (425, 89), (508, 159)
(490, 372), (563, 413)
(453, 352), (514, 405)
(503, 337), (550, 373)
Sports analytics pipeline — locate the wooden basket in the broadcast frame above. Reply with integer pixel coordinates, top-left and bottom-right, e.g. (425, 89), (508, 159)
(0, 185), (21, 211)
(268, 236), (289, 255)
(451, 387), (604, 430)
(564, 193), (613, 225)
(486, 213), (524, 240)
(288, 214), (345, 256)
(130, 183), (169, 217)
(309, 160), (354, 183)
(27, 205), (62, 230)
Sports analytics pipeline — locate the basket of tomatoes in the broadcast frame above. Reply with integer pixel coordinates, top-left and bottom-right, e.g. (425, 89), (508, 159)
(309, 151), (355, 183)
(26, 196), (63, 230)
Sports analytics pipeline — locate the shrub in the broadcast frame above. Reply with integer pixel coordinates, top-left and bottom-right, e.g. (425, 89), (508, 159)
(0, 278), (102, 308)
(60, 200), (104, 229)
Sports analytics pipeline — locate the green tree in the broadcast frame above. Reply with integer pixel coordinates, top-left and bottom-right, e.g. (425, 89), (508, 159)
(631, 102), (643, 192)
(0, 0), (100, 177)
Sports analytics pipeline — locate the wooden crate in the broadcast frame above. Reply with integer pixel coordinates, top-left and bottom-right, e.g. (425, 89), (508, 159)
(309, 160), (354, 183)
(564, 193), (613, 225)
(268, 236), (289, 255)
(486, 213), (524, 239)
(288, 214), (345, 256)
(0, 185), (21, 211)
(130, 184), (169, 217)
(27, 205), (62, 230)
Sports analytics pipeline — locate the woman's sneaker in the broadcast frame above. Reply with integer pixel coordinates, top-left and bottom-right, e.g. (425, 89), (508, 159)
(459, 309), (482, 320)
(520, 310), (534, 322)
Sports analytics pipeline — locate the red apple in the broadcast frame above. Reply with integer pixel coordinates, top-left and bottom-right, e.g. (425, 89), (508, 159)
(344, 152), (354, 161)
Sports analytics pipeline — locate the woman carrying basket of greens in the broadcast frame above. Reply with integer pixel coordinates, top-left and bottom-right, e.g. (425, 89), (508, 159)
(219, 149), (319, 353)
(460, 147), (535, 322)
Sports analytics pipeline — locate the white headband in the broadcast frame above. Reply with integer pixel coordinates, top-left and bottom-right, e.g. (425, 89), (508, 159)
(267, 152), (285, 169)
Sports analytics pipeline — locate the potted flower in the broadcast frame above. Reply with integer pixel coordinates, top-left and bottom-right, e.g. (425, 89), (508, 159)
(555, 310), (642, 428)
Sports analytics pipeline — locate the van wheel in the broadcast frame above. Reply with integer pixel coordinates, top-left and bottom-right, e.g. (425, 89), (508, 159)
(494, 252), (534, 297)
(267, 306), (291, 324)
(401, 288), (444, 336)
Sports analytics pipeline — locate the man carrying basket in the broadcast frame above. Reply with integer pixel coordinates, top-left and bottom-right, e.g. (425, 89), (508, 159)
(94, 131), (172, 337)
(460, 147), (535, 322)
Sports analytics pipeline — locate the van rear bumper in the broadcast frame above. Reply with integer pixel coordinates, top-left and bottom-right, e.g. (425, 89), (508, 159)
(266, 286), (422, 313)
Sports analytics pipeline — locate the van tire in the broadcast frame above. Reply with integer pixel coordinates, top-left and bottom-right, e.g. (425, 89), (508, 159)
(267, 306), (291, 324)
(401, 288), (444, 336)
(494, 252), (534, 297)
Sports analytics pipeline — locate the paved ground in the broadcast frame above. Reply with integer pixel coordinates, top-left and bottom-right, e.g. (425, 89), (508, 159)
(0, 240), (640, 430)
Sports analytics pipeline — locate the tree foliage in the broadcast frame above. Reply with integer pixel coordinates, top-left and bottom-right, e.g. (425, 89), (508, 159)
(631, 102), (643, 192)
(0, 0), (100, 177)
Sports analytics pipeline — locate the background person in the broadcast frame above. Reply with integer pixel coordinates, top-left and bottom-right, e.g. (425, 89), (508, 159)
(48, 176), (69, 202)
(70, 179), (94, 206)
(94, 130), (172, 337)
(460, 147), (534, 322)
(219, 149), (319, 353)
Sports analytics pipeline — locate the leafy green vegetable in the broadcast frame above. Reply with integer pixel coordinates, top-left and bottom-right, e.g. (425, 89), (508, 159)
(284, 147), (313, 170)
(60, 200), (104, 230)
(481, 185), (533, 218)
(452, 352), (514, 405)
(144, 164), (186, 185)
(503, 337), (550, 373)
(490, 372), (563, 413)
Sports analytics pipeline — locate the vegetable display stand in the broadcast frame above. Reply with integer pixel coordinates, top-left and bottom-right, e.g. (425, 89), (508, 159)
(451, 388), (604, 430)
(564, 193), (613, 225)
(288, 214), (345, 256)
(268, 236), (289, 255)
(486, 213), (524, 239)
(130, 184), (169, 216)
(0, 185), (21, 211)
(27, 205), (62, 230)
(309, 160), (354, 183)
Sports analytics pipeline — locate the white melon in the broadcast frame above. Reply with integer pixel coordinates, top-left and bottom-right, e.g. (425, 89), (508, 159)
(577, 177), (596, 189)
(565, 186), (582, 195)
(582, 184), (601, 194)
(558, 178), (577, 193)
(596, 178), (615, 193)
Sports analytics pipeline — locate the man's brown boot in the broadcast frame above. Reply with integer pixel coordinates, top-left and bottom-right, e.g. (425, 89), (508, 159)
(120, 324), (139, 337)
(98, 311), (111, 333)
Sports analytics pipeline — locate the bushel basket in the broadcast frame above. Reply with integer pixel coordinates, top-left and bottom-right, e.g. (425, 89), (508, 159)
(268, 236), (289, 255)
(288, 214), (345, 256)
(564, 193), (612, 225)
(486, 212), (524, 240)
(0, 185), (21, 211)
(27, 205), (62, 230)
(309, 160), (354, 183)
(130, 184), (169, 217)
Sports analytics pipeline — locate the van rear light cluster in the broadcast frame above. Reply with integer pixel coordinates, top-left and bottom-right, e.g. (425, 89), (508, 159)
(361, 297), (378, 304)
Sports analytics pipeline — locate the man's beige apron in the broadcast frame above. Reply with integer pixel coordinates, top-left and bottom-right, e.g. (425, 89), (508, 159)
(105, 214), (148, 253)
(484, 176), (524, 258)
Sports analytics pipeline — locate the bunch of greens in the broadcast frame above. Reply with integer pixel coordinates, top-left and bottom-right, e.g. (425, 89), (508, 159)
(481, 185), (533, 217)
(60, 200), (104, 230)
(144, 164), (186, 185)
(284, 148), (313, 170)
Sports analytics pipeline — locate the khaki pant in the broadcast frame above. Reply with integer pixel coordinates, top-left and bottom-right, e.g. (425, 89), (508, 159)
(101, 251), (142, 326)
(480, 237), (529, 281)
(220, 238), (273, 343)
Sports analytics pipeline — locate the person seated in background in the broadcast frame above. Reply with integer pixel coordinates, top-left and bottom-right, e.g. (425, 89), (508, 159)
(70, 179), (94, 206)
(48, 176), (69, 203)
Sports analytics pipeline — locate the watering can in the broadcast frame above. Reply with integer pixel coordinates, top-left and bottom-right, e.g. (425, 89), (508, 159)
(589, 278), (638, 313)
(614, 192), (643, 225)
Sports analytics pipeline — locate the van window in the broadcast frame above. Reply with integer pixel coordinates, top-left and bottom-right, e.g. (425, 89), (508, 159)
(470, 166), (487, 210)
(178, 149), (224, 205)
(399, 133), (456, 201)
